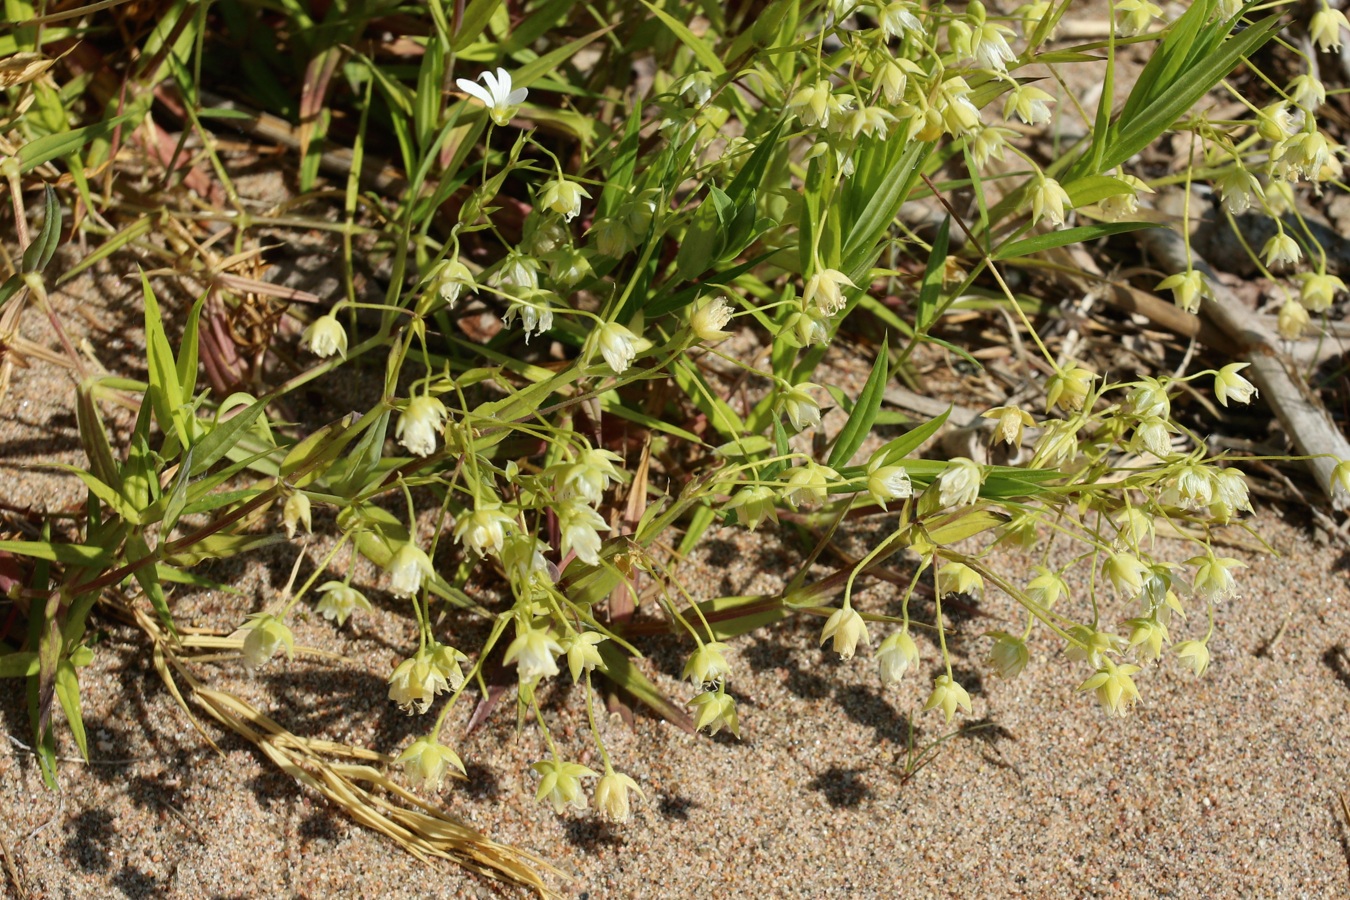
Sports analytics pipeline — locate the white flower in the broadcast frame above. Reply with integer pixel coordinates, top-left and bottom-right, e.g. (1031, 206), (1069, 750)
(453, 503), (514, 558)
(238, 614), (293, 669)
(387, 542), (435, 598)
(504, 295), (554, 342)
(1003, 83), (1055, 126)
(561, 631), (607, 683)
(689, 688), (739, 737)
(938, 562), (984, 597)
(1030, 176), (1071, 228)
(396, 395), (448, 457)
(937, 457), (983, 508)
(431, 259), (475, 307)
(779, 382), (822, 431)
(1213, 363), (1258, 407)
(1078, 659), (1141, 717)
(967, 20), (1017, 72)
(879, 1), (921, 39)
(683, 641), (732, 685)
(314, 581), (372, 626)
(1311, 5), (1349, 52)
(1173, 640), (1210, 677)
(552, 445), (625, 505)
(987, 631), (1029, 678)
(1024, 565), (1068, 608)
(300, 315), (347, 358)
(675, 71), (714, 105)
(1289, 73), (1327, 112)
(283, 491), (311, 538)
(802, 268), (855, 315)
(1334, 459), (1350, 496)
(1298, 271), (1346, 312)
(819, 606), (869, 660)
(1187, 553), (1245, 602)
(866, 456), (912, 509)
(539, 179), (592, 222)
(982, 405), (1034, 446)
(586, 321), (644, 374)
(387, 652), (449, 714)
(1262, 232), (1302, 269)
(503, 624), (564, 682)
(847, 106), (896, 140)
(455, 67), (528, 126)
(532, 758), (598, 813)
(724, 485), (778, 531)
(1128, 376), (1171, 419)
(1114, 0), (1162, 37)
(593, 770), (644, 822)
(877, 631), (919, 685)
(1104, 552), (1149, 597)
(1131, 416), (1173, 458)
(923, 674), (972, 723)
(783, 462), (834, 509)
(1214, 167), (1262, 215)
(1277, 299), (1309, 339)
(691, 295), (735, 343)
(396, 736), (465, 790)
(557, 498), (609, 565)
(1157, 269), (1206, 314)
(787, 80), (835, 127)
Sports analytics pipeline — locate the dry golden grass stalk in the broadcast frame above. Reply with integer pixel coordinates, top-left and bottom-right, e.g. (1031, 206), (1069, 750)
(113, 599), (562, 897)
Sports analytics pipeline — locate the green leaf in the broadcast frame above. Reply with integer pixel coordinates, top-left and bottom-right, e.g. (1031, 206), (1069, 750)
(993, 222), (1159, 260)
(21, 184), (60, 274)
(0, 652), (40, 678)
(0, 540), (111, 566)
(915, 216), (950, 333)
(639, 0), (724, 75)
(828, 337), (889, 468)
(877, 407), (951, 467)
(54, 660), (88, 761)
(176, 291), (206, 404)
(16, 114), (132, 173)
(189, 399), (267, 477)
(126, 532), (175, 633)
(595, 640), (696, 733)
(140, 271), (189, 447)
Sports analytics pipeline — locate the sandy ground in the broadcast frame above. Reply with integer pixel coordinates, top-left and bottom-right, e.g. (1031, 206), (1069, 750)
(2, 252), (1350, 900)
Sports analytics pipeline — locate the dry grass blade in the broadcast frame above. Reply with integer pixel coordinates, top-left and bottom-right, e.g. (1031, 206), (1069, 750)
(117, 600), (561, 897)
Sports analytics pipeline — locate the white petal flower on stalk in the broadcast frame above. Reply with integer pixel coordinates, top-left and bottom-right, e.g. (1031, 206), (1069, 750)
(1104, 552), (1149, 597)
(987, 631), (1030, 678)
(783, 462), (834, 509)
(1003, 84), (1055, 126)
(539, 179), (592, 222)
(877, 631), (920, 685)
(396, 736), (465, 790)
(923, 674), (972, 723)
(593, 770), (644, 823)
(1078, 659), (1141, 717)
(396, 395), (448, 457)
(557, 499), (610, 565)
(283, 491), (311, 538)
(779, 382), (823, 431)
(300, 315), (347, 358)
(1214, 167), (1262, 215)
(453, 503), (515, 558)
(504, 624), (564, 682)
(238, 614), (294, 669)
(724, 485), (778, 531)
(690, 295), (735, 343)
(387, 542), (435, 599)
(500, 534), (552, 588)
(1289, 74), (1327, 112)
(1297, 271), (1347, 311)
(1333, 459), (1350, 496)
(1311, 4), (1349, 52)
(938, 562), (984, 597)
(1114, 0), (1163, 37)
(455, 67), (528, 126)
(1157, 269), (1207, 314)
(552, 445), (625, 505)
(1213, 363), (1258, 407)
(937, 457), (984, 508)
(561, 632), (607, 683)
(866, 456), (912, 509)
(879, 1), (922, 39)
(431, 259), (475, 308)
(503, 295), (554, 343)
(847, 106), (896, 140)
(1025, 565), (1069, 608)
(531, 758), (598, 813)
(787, 80), (835, 128)
(819, 606), (869, 660)
(1262, 232), (1302, 269)
(1029, 176), (1071, 228)
(586, 321), (644, 374)
(1173, 640), (1211, 677)
(387, 652), (449, 714)
(802, 269), (855, 315)
(1277, 299), (1309, 339)
(314, 581), (372, 626)
(689, 688), (740, 737)
(683, 641), (732, 685)
(1188, 553), (1245, 602)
